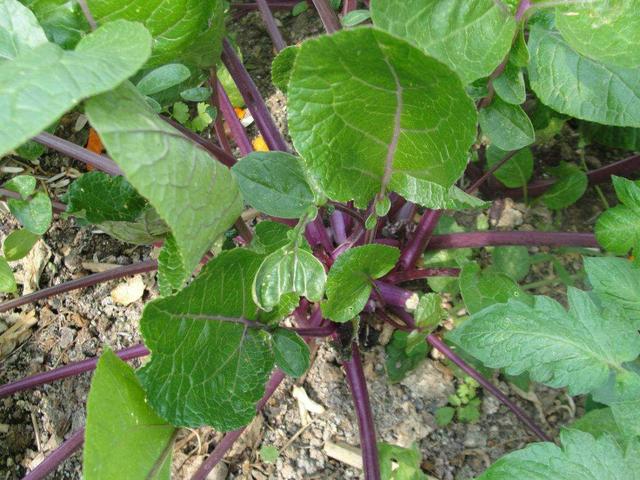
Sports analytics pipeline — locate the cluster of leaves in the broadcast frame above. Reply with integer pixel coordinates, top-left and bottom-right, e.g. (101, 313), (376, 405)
(435, 377), (481, 426)
(1, 0), (640, 478)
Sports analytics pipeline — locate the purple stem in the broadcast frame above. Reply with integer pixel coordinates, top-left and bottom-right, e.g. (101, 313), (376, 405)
(208, 70), (234, 155)
(221, 39), (289, 152)
(426, 334), (550, 442)
(342, 0), (357, 14)
(398, 209), (442, 271)
(428, 231), (598, 250)
(0, 188), (66, 213)
(384, 268), (460, 284)
(0, 344), (149, 398)
(515, 0), (531, 21)
(216, 80), (254, 156)
(343, 343), (381, 480)
(22, 428), (85, 480)
(33, 132), (122, 176)
(330, 210), (348, 244)
(373, 281), (416, 309)
(231, 0), (300, 10)
(311, 0), (342, 33)
(466, 150), (519, 194)
(305, 214), (334, 253)
(0, 259), (158, 313)
(294, 325), (337, 337)
(256, 0), (287, 52)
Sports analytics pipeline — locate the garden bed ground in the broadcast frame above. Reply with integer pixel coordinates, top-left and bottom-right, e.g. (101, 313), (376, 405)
(0, 7), (631, 480)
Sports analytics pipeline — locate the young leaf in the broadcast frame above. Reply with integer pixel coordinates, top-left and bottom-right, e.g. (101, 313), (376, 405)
(341, 9), (371, 28)
(8, 192), (52, 235)
(250, 221), (294, 255)
(492, 246), (530, 282)
(596, 202), (640, 257)
(370, 0), (516, 84)
(585, 256), (640, 327)
(136, 63), (191, 96)
(435, 406), (455, 427)
(479, 98), (535, 151)
(157, 234), (187, 297)
(253, 243), (326, 310)
(86, 83), (242, 280)
(232, 152), (317, 219)
(0, 20), (152, 157)
(87, 0), (221, 67)
(0, 256), (16, 293)
(322, 244), (400, 322)
(449, 288), (640, 395)
(570, 407), (628, 445)
(528, 20), (640, 128)
(555, 1), (640, 69)
(378, 442), (427, 480)
(288, 28), (477, 208)
(20, 0), (89, 49)
(541, 162), (588, 210)
(259, 445), (279, 464)
(180, 86), (212, 102)
(0, 0), (48, 61)
(84, 349), (175, 480)
(391, 179), (489, 210)
(3, 229), (39, 262)
(459, 263), (529, 315)
(3, 175), (36, 198)
(477, 429), (637, 480)
(271, 45), (299, 94)
(492, 61), (526, 106)
(138, 249), (275, 430)
(271, 328), (310, 378)
(486, 146), (533, 188)
(385, 330), (428, 383)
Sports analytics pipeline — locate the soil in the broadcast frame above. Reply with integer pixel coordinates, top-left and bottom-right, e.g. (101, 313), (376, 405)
(0, 5), (635, 480)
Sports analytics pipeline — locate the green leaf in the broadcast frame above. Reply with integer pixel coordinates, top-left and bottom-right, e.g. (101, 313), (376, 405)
(458, 398), (481, 423)
(459, 263), (529, 314)
(3, 229), (39, 261)
(0, 0), (47, 61)
(259, 445), (279, 464)
(288, 28), (477, 208)
(479, 98), (535, 151)
(581, 122), (640, 150)
(232, 152), (317, 219)
(250, 221), (294, 255)
(449, 288), (640, 395)
(0, 20), (151, 158)
(435, 406), (455, 427)
(341, 9), (371, 27)
(493, 61), (526, 105)
(510, 28), (529, 68)
(87, 0), (222, 68)
(8, 192), (52, 235)
(585, 256), (640, 327)
(596, 370), (640, 438)
(323, 244), (400, 322)
(378, 442), (427, 480)
(86, 83), (242, 278)
(138, 249), (275, 430)
(0, 256), (16, 293)
(180, 86), (211, 102)
(370, 0), (516, 84)
(157, 234), (187, 297)
(253, 243), (326, 310)
(271, 45), (298, 94)
(385, 330), (428, 383)
(3, 175), (36, 198)
(570, 407), (628, 445)
(528, 20), (640, 128)
(20, 0), (89, 49)
(271, 328), (310, 378)
(486, 146), (533, 188)
(477, 429), (638, 480)
(541, 162), (588, 210)
(555, 0), (640, 69)
(292, 1), (308, 16)
(136, 63), (191, 96)
(492, 246), (530, 282)
(84, 349), (175, 480)
(391, 178), (488, 210)
(595, 178), (640, 255)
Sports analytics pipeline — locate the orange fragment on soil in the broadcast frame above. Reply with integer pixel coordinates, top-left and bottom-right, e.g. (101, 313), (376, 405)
(234, 107), (246, 119)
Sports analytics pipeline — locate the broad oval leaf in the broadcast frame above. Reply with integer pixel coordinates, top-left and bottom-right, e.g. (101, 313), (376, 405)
(253, 244), (326, 311)
(0, 20), (152, 158)
(86, 84), (242, 279)
(596, 205), (640, 256)
(493, 61), (526, 105)
(0, 0), (47, 61)
(0, 256), (16, 293)
(323, 244), (400, 322)
(20, 0), (89, 49)
(136, 63), (191, 96)
(84, 349), (175, 480)
(477, 429), (638, 480)
(8, 192), (52, 235)
(288, 28), (477, 208)
(556, 0), (640, 69)
(3, 229), (39, 261)
(370, 0), (516, 84)
(459, 263), (529, 314)
(540, 162), (588, 210)
(138, 249), (275, 430)
(479, 98), (535, 151)
(272, 328), (310, 378)
(87, 0), (221, 67)
(528, 20), (640, 128)
(486, 146), (533, 188)
(449, 288), (640, 395)
(232, 152), (317, 219)
(3, 175), (36, 198)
